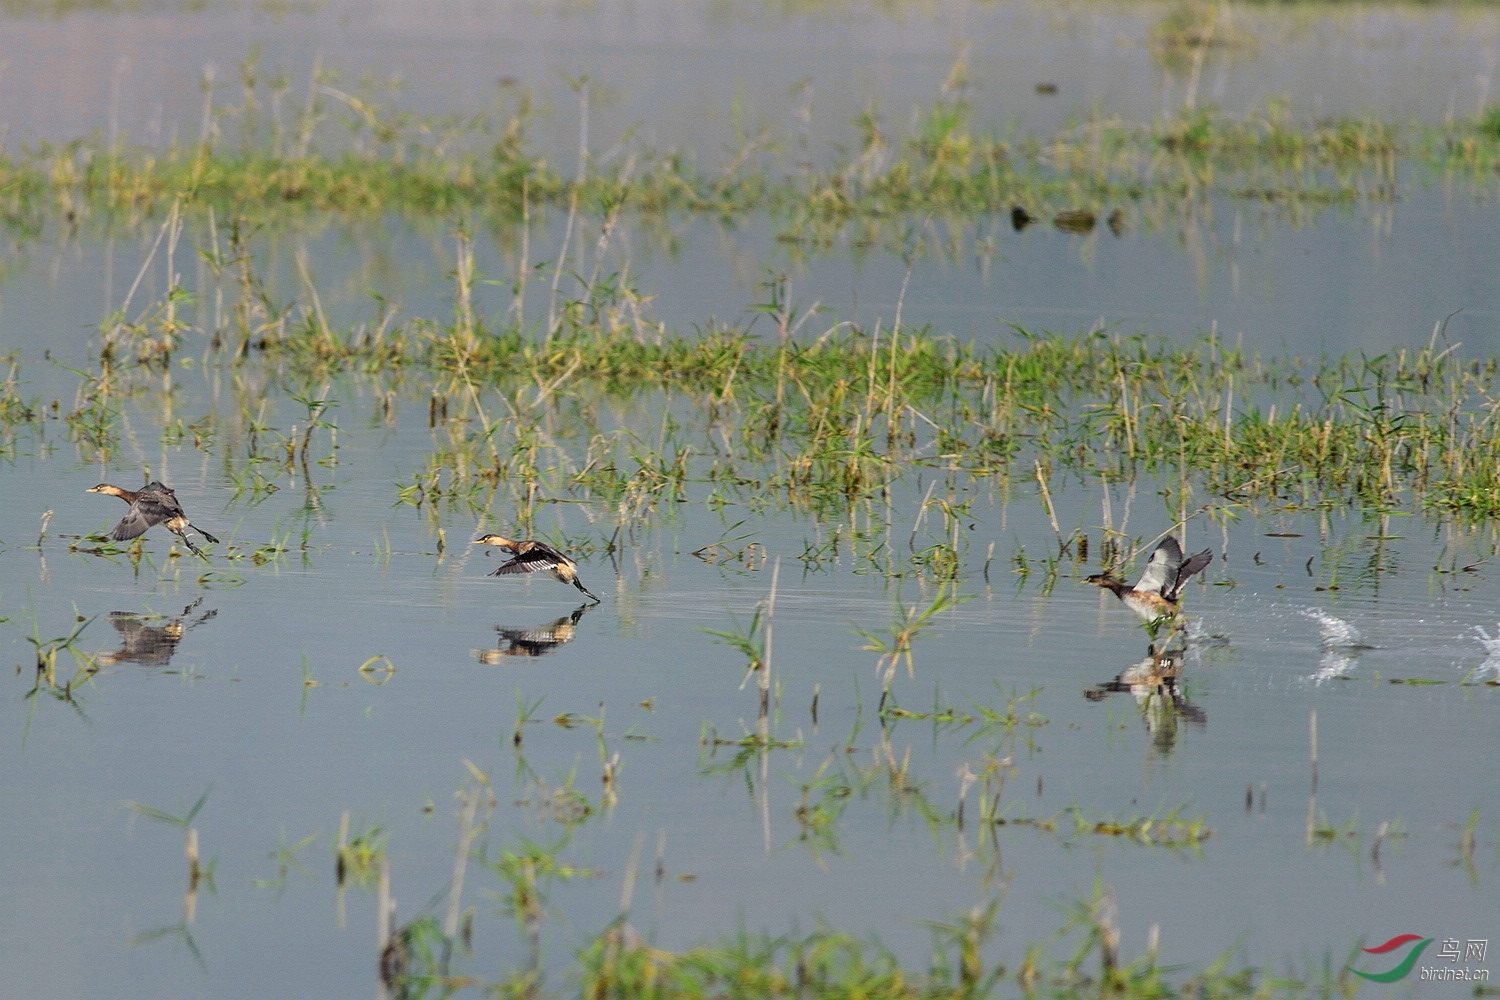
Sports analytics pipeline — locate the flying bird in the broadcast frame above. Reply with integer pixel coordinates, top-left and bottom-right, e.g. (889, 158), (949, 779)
(475, 533), (601, 603)
(1086, 535), (1212, 622)
(88, 481), (219, 559)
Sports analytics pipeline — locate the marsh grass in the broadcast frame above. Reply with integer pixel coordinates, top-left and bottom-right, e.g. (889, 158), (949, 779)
(20, 158), (1500, 539)
(124, 785), (216, 947)
(197, 280), (1500, 529)
(18, 229), (1500, 585)
(24, 605), (93, 680)
(351, 763), (1331, 1000)
(335, 811), (388, 892)
(5, 55), (1499, 247)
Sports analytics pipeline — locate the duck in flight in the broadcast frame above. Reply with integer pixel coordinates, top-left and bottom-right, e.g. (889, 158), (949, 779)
(475, 533), (601, 603)
(88, 481), (219, 559)
(1086, 535), (1212, 623)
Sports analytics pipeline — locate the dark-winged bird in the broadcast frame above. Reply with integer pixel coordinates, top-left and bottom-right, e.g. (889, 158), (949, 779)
(1085, 535), (1211, 622)
(475, 533), (600, 603)
(88, 481), (219, 559)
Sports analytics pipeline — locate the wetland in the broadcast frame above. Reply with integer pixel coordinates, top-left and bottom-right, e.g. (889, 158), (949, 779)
(1, 1), (1498, 997)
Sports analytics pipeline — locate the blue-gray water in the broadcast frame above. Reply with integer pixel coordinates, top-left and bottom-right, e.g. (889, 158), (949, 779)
(5, 460), (1498, 996)
(1, 2), (1498, 997)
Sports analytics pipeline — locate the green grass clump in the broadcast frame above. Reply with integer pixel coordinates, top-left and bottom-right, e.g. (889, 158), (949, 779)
(366, 323), (1500, 518)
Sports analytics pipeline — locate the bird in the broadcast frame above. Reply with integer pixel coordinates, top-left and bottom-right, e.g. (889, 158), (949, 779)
(1085, 535), (1212, 623)
(88, 481), (219, 559)
(475, 533), (601, 603)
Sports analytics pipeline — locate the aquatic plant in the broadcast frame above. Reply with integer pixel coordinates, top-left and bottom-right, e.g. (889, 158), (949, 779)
(346, 769), (1347, 1000)
(2, 58), (1498, 248)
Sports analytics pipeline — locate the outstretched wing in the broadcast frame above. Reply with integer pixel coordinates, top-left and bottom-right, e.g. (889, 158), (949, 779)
(1166, 548), (1213, 600)
(1132, 537), (1184, 595)
(110, 506), (154, 541)
(490, 554), (549, 577)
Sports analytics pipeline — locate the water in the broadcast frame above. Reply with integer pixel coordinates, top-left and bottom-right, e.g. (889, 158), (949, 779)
(6, 448), (1497, 994)
(1, 2), (1498, 997)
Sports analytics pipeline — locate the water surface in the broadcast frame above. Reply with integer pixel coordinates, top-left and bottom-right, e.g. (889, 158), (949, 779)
(0, 2), (1497, 997)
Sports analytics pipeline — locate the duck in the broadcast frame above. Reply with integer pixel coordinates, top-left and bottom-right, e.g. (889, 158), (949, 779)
(1085, 535), (1211, 623)
(88, 481), (219, 559)
(475, 533), (601, 603)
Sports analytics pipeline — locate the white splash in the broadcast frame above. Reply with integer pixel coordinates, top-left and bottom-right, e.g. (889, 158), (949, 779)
(1303, 609), (1371, 682)
(1471, 624), (1500, 679)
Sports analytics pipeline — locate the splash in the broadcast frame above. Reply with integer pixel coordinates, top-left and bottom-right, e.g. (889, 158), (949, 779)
(1471, 624), (1500, 678)
(1302, 609), (1371, 682)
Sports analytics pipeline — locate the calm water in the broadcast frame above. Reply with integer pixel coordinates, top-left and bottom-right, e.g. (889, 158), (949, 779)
(1, 2), (1498, 997)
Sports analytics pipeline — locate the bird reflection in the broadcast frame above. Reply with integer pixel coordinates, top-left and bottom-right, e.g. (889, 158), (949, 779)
(474, 605), (591, 663)
(1085, 644), (1205, 754)
(96, 597), (218, 667)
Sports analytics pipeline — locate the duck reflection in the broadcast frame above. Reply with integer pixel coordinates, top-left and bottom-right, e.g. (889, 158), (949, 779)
(1086, 643), (1205, 754)
(96, 597), (218, 667)
(474, 604), (591, 663)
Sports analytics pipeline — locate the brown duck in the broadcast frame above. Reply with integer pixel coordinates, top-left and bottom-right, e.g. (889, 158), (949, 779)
(1086, 536), (1211, 622)
(88, 481), (219, 559)
(475, 533), (600, 603)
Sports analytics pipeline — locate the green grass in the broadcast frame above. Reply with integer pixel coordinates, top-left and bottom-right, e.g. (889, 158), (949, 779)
(3, 60), (1495, 531)
(322, 756), (1357, 1000)
(2, 54), (1498, 240)
(19, 267), (1500, 541)
(185, 319), (1500, 521)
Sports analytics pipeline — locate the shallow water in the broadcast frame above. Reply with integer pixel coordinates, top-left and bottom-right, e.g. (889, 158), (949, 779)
(1, 1), (1498, 997)
(4, 438), (1498, 995)
(4, 2), (1500, 358)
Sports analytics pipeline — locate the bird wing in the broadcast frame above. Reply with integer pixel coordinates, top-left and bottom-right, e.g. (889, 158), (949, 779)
(1133, 537), (1184, 595)
(139, 490), (187, 518)
(490, 554), (550, 577)
(1165, 548), (1213, 599)
(110, 507), (154, 540)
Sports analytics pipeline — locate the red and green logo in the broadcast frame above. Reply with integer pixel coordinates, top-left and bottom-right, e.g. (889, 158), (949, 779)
(1348, 934), (1434, 983)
